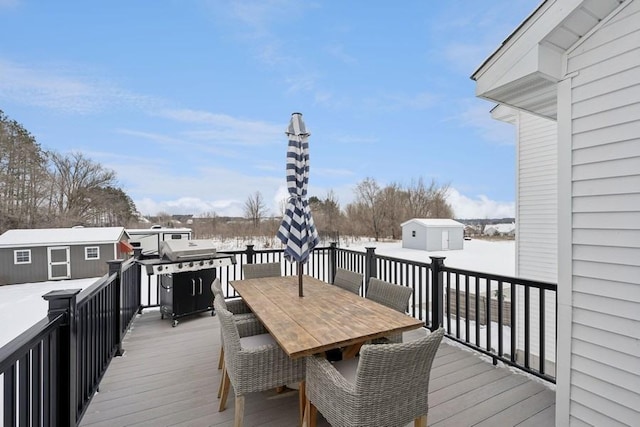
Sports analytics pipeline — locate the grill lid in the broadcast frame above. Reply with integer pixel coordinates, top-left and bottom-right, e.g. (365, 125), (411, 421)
(159, 239), (217, 262)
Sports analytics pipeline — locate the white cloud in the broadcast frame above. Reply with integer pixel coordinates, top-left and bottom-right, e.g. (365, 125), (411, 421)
(325, 43), (357, 65)
(447, 188), (514, 219)
(458, 99), (515, 145)
(135, 197), (245, 217)
(158, 109), (283, 146)
(0, 60), (159, 114)
(0, 0), (18, 8)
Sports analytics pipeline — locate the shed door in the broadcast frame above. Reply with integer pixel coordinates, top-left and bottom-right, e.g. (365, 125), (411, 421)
(441, 231), (449, 250)
(48, 246), (71, 280)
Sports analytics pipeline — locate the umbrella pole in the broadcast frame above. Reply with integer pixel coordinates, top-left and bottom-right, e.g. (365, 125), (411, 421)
(298, 263), (303, 297)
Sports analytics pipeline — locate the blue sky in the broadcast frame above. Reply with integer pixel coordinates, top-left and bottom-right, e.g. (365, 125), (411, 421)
(0, 0), (540, 219)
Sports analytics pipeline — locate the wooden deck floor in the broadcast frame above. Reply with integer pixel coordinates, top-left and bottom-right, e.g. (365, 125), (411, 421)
(79, 310), (555, 427)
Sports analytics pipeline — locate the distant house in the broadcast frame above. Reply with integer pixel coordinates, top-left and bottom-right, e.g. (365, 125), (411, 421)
(0, 227), (133, 285)
(401, 219), (464, 251)
(483, 222), (515, 237)
(472, 0), (640, 424)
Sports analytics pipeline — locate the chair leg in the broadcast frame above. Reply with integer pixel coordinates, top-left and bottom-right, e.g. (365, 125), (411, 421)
(234, 395), (245, 427)
(217, 358), (225, 398)
(219, 369), (231, 412)
(298, 381), (305, 426)
(305, 397), (318, 427)
(415, 415), (427, 427)
(218, 346), (224, 369)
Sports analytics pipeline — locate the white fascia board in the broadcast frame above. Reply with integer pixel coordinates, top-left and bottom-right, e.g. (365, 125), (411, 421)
(473, 0), (582, 98)
(491, 104), (518, 124)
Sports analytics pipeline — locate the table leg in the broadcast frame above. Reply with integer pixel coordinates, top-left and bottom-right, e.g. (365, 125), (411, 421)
(342, 342), (365, 359)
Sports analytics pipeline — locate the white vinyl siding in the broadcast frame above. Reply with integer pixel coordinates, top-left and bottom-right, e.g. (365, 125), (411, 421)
(511, 110), (558, 371)
(565, 1), (640, 424)
(516, 111), (558, 282)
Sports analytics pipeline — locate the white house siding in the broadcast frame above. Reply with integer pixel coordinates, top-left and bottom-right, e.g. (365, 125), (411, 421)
(516, 111), (558, 282)
(564, 2), (640, 424)
(515, 111), (558, 373)
(493, 108), (558, 371)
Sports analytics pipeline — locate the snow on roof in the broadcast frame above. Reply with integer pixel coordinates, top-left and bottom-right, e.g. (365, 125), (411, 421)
(400, 218), (464, 228)
(0, 227), (128, 248)
(484, 223), (516, 233)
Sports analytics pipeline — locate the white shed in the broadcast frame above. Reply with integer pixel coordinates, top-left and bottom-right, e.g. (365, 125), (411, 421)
(401, 219), (464, 251)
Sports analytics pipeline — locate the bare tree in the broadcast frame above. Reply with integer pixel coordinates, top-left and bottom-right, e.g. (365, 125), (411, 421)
(352, 177), (386, 241)
(406, 178), (454, 219)
(378, 183), (407, 239)
(323, 189), (341, 232)
(47, 152), (118, 225)
(244, 191), (268, 229)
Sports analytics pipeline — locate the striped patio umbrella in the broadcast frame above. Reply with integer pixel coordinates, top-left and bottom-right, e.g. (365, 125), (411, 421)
(277, 112), (319, 297)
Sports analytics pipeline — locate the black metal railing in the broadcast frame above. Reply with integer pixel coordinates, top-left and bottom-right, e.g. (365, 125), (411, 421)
(0, 254), (141, 426)
(439, 264), (557, 383)
(210, 244), (557, 383)
(1, 241), (557, 426)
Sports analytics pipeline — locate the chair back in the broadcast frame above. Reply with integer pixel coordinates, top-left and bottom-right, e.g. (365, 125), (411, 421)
(333, 268), (363, 295)
(243, 262), (281, 279)
(211, 277), (223, 298)
(214, 299), (241, 373)
(355, 328), (445, 423)
(366, 278), (412, 313)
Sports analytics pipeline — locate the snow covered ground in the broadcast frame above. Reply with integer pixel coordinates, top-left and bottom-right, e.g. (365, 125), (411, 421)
(343, 238), (515, 276)
(0, 277), (100, 348)
(0, 238), (514, 348)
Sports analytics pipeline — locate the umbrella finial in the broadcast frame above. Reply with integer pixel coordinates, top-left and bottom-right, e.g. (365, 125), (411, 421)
(287, 112), (309, 136)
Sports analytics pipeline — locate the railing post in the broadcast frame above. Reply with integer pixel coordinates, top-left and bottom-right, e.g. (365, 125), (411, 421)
(429, 256), (446, 332)
(133, 248), (144, 313)
(364, 247), (377, 293)
(108, 259), (125, 356)
(329, 242), (337, 283)
(43, 289), (81, 427)
(246, 244), (255, 264)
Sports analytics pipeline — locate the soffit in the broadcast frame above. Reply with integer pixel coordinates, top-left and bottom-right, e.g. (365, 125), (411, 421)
(473, 0), (624, 118)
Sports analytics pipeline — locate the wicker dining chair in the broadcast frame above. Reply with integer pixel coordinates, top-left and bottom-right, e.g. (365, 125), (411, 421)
(211, 278), (260, 372)
(215, 299), (306, 427)
(242, 262), (282, 279)
(366, 278), (413, 343)
(333, 268), (364, 295)
(304, 328), (445, 427)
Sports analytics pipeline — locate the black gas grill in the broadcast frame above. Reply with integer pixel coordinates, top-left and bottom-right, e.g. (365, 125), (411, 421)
(137, 239), (235, 327)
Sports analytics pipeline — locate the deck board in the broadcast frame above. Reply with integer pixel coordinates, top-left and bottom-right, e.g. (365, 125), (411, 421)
(80, 310), (555, 427)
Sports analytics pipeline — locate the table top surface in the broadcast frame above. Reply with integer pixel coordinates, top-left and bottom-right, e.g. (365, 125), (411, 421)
(230, 275), (423, 358)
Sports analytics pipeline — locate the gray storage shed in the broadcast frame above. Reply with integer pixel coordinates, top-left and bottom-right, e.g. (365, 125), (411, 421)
(401, 218), (464, 251)
(0, 227), (133, 285)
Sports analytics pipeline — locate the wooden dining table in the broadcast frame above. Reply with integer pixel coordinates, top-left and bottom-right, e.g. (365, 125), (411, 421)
(230, 274), (424, 426)
(230, 274), (424, 359)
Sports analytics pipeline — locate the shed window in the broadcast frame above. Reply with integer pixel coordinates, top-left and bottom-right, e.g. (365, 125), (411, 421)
(412, 230), (416, 237)
(85, 246), (100, 260)
(14, 249), (31, 264)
